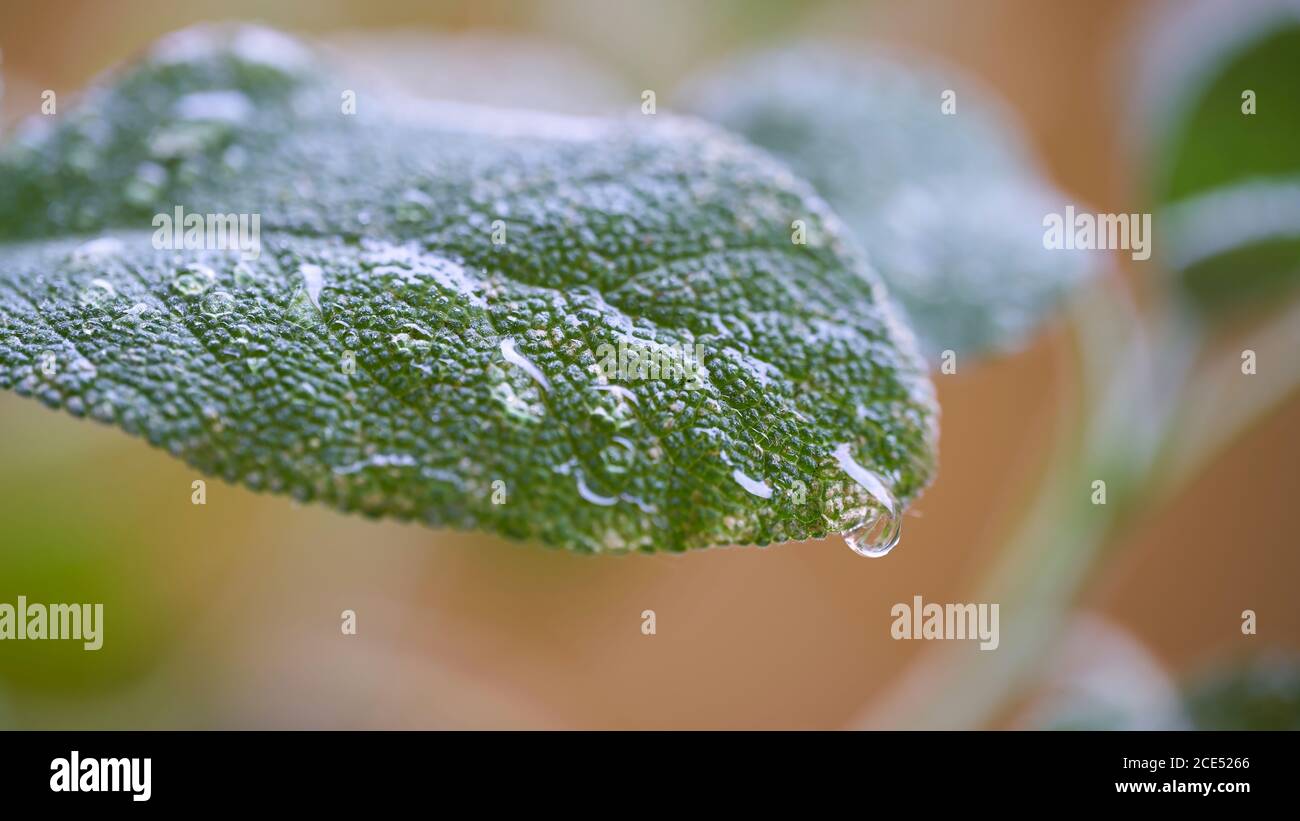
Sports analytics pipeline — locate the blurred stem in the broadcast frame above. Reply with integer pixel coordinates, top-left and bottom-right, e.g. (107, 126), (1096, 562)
(860, 276), (1300, 729)
(1155, 297), (1300, 500)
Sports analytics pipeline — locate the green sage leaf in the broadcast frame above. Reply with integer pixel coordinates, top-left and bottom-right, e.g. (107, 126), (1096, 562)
(679, 43), (1096, 358)
(1140, 3), (1300, 313)
(0, 25), (937, 554)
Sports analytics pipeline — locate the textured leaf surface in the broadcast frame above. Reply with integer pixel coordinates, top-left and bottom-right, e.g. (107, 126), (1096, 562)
(0, 25), (937, 554)
(679, 44), (1095, 358)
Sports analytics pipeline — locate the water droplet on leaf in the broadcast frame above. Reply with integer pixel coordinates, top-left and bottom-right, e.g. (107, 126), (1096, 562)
(731, 468), (773, 499)
(78, 278), (118, 308)
(500, 337), (550, 391)
(832, 443), (903, 557)
(173, 263), (216, 296)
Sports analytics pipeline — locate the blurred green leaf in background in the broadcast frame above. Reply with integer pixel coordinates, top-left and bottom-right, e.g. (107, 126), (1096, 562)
(1143, 2), (1300, 313)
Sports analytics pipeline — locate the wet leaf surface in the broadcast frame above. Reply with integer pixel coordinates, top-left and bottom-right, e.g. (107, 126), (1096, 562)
(0, 25), (937, 554)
